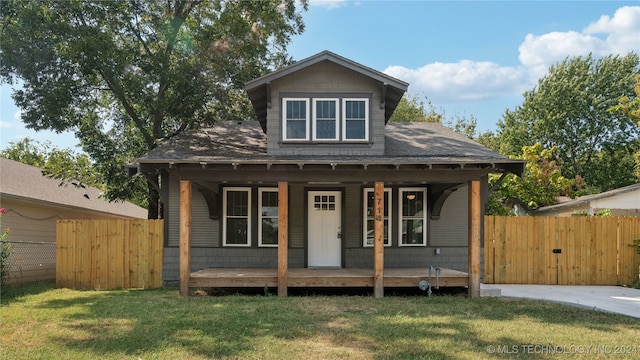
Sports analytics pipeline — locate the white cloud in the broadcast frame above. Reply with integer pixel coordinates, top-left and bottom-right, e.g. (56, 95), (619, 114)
(519, 6), (640, 79)
(385, 61), (527, 103)
(384, 6), (639, 104)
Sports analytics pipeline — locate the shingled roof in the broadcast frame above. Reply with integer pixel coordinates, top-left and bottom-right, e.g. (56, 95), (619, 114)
(135, 121), (524, 174)
(1, 157), (147, 218)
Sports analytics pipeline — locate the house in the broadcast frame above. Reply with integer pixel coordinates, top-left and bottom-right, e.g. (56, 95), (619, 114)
(533, 183), (640, 217)
(0, 157), (147, 284)
(133, 51), (525, 297)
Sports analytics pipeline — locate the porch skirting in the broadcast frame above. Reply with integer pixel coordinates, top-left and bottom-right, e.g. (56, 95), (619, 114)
(189, 267), (468, 289)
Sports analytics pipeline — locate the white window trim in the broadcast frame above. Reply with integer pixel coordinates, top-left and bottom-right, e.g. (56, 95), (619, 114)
(312, 98), (339, 141)
(222, 187), (252, 247)
(398, 187), (427, 247)
(258, 187), (278, 247)
(342, 98), (369, 141)
(282, 97), (310, 141)
(363, 188), (392, 247)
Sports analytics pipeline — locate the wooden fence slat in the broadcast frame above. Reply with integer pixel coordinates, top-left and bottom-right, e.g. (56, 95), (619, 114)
(484, 216), (640, 286)
(56, 219), (163, 290)
(483, 216), (494, 283)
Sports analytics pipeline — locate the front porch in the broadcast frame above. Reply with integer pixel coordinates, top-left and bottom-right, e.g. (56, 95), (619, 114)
(180, 181), (484, 298)
(189, 267), (468, 289)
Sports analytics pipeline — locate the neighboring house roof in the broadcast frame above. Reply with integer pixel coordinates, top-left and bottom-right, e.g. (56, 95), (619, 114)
(534, 183), (640, 213)
(0, 157), (147, 218)
(135, 120), (525, 174)
(244, 50), (409, 131)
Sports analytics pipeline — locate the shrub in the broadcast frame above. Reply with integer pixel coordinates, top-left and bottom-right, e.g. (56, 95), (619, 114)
(0, 208), (11, 295)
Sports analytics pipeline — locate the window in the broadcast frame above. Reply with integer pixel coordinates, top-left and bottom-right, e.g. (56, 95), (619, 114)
(313, 98), (339, 141)
(343, 98), (369, 141)
(258, 188), (279, 247)
(399, 188), (427, 246)
(283, 98), (310, 141)
(223, 188), (251, 247)
(282, 96), (369, 142)
(363, 188), (392, 247)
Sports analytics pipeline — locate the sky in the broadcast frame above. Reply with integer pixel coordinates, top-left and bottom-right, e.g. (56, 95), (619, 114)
(1, 1), (639, 151)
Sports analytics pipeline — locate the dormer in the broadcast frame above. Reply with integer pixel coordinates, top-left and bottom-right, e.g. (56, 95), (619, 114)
(245, 51), (408, 156)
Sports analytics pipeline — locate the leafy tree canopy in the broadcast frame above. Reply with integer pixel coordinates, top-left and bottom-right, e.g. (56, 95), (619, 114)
(495, 53), (640, 194)
(0, 138), (119, 200)
(389, 93), (443, 123)
(487, 143), (573, 215)
(0, 0), (308, 217)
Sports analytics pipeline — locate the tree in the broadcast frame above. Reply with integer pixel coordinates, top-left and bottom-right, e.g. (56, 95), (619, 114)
(495, 53), (640, 194)
(389, 93), (443, 123)
(610, 74), (640, 180)
(487, 144), (573, 215)
(0, 138), (114, 198)
(0, 0), (307, 218)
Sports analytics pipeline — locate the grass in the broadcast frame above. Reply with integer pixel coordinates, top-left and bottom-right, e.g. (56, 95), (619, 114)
(1, 284), (639, 360)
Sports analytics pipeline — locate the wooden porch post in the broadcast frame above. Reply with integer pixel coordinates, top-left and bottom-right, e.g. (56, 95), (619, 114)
(374, 182), (385, 298)
(179, 180), (192, 296)
(278, 181), (289, 297)
(468, 180), (481, 298)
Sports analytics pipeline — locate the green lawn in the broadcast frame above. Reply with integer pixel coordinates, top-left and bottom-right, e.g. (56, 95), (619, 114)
(1, 284), (639, 360)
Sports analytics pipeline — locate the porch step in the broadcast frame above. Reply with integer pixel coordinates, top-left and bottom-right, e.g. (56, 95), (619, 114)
(480, 283), (502, 297)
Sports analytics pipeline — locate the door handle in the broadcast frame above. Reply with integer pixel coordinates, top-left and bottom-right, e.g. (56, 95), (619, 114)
(337, 231), (341, 239)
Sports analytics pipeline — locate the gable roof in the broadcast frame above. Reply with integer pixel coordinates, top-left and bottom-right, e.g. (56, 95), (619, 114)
(245, 50), (409, 131)
(0, 157), (147, 218)
(534, 183), (640, 213)
(135, 120), (525, 175)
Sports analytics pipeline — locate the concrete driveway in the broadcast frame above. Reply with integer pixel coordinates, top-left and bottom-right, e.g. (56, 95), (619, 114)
(481, 284), (640, 319)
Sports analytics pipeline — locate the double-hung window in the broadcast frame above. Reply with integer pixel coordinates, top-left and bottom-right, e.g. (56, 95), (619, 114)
(258, 188), (278, 247)
(363, 188), (392, 247)
(283, 98), (310, 141)
(343, 98), (369, 141)
(223, 188), (251, 247)
(399, 188), (427, 246)
(283, 96), (369, 142)
(313, 98), (339, 141)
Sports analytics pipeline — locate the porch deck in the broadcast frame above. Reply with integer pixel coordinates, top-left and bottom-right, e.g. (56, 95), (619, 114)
(189, 267), (468, 289)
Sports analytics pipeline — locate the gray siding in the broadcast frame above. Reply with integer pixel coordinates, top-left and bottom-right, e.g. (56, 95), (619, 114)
(345, 247), (481, 274)
(344, 184), (362, 248)
(289, 183), (305, 248)
(167, 174), (220, 247)
(267, 61), (385, 156)
(430, 185), (469, 247)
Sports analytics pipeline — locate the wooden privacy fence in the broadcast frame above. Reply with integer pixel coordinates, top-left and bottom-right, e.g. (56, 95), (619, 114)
(484, 216), (640, 286)
(57, 219), (163, 290)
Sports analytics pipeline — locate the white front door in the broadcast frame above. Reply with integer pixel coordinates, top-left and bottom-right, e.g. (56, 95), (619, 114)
(308, 191), (342, 268)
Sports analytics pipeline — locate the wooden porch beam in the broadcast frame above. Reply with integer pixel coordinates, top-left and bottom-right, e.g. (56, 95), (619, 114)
(374, 181), (385, 298)
(179, 180), (192, 296)
(468, 180), (481, 298)
(278, 181), (289, 297)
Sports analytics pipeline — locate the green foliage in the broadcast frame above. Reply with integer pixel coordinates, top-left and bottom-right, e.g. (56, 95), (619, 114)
(486, 144), (573, 215)
(0, 0), (308, 216)
(1, 138), (104, 190)
(594, 209), (612, 217)
(389, 93), (443, 122)
(495, 53), (640, 194)
(0, 208), (11, 295)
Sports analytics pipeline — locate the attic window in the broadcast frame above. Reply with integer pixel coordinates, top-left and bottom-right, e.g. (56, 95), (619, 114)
(282, 96), (370, 142)
(283, 98), (309, 141)
(343, 99), (369, 141)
